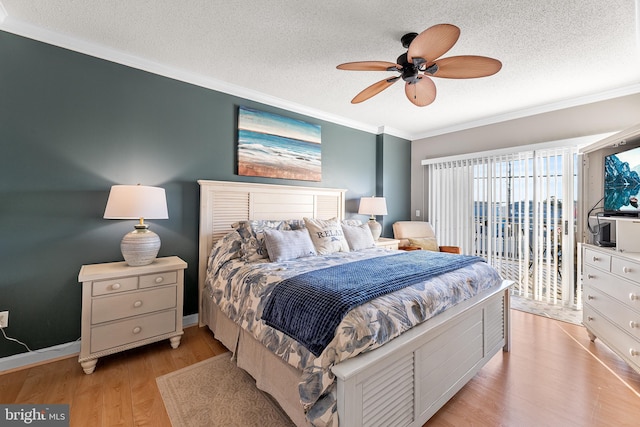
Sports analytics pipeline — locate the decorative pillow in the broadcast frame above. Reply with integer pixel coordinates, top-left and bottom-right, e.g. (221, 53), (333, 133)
(263, 229), (317, 262)
(303, 217), (350, 254)
(208, 231), (243, 275)
(342, 223), (375, 251)
(408, 237), (439, 252)
(233, 220), (290, 261)
(342, 218), (363, 227)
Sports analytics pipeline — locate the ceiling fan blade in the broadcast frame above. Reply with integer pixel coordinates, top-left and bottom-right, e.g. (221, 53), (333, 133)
(407, 24), (460, 63)
(405, 75), (436, 107)
(430, 56), (502, 79)
(337, 61), (400, 71)
(351, 76), (400, 103)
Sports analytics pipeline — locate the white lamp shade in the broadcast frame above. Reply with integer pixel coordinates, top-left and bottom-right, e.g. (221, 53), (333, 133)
(104, 185), (168, 266)
(358, 197), (388, 216)
(104, 185), (168, 220)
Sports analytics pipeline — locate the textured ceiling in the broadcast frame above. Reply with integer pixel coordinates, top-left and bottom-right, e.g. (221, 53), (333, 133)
(1, 0), (639, 139)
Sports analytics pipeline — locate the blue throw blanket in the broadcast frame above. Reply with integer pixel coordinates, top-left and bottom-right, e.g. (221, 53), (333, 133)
(261, 250), (485, 356)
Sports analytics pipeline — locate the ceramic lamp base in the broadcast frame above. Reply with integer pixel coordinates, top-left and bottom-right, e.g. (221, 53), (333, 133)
(367, 219), (382, 241)
(121, 225), (161, 266)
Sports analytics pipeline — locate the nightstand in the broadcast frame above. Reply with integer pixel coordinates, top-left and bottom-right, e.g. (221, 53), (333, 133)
(78, 256), (187, 374)
(375, 238), (400, 250)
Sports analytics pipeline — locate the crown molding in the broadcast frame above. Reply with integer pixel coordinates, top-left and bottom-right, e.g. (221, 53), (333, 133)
(0, 15), (387, 137)
(413, 83), (640, 141)
(2, 12), (636, 143)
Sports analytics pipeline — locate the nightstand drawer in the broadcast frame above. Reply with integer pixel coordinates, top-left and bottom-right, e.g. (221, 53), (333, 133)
(92, 276), (138, 296)
(90, 310), (177, 353)
(91, 286), (177, 324)
(139, 270), (177, 288)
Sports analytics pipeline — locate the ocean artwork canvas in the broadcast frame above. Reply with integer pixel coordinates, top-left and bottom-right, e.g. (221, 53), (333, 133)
(237, 106), (321, 181)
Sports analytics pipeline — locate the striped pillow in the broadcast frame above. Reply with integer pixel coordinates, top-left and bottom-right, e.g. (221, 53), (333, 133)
(263, 229), (317, 262)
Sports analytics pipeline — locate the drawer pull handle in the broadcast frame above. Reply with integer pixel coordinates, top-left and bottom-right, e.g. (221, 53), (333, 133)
(623, 266), (632, 274)
(630, 293), (639, 302)
(587, 295), (595, 300)
(630, 321), (639, 329)
(592, 256), (599, 262)
(587, 274), (595, 280)
(111, 283), (121, 290)
(155, 276), (164, 284)
(630, 348), (640, 358)
(132, 326), (142, 334)
(587, 316), (594, 322)
(133, 300), (143, 308)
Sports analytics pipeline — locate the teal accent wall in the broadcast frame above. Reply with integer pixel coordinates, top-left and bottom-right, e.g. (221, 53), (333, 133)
(0, 30), (409, 358)
(376, 134), (412, 238)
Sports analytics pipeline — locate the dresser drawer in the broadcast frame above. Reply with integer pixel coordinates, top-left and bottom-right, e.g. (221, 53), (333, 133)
(92, 276), (138, 296)
(585, 287), (640, 340)
(90, 310), (177, 353)
(91, 286), (177, 324)
(611, 256), (640, 283)
(585, 265), (640, 310)
(584, 305), (640, 371)
(139, 270), (177, 288)
(583, 248), (611, 271)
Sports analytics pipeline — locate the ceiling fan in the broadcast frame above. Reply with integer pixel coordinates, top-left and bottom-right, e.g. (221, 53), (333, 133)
(336, 24), (502, 107)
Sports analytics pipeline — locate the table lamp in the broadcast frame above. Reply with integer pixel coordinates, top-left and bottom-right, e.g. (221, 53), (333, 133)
(104, 184), (169, 266)
(358, 196), (387, 240)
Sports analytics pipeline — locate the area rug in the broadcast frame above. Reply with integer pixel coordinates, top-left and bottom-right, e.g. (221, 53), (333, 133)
(156, 352), (295, 427)
(510, 294), (583, 325)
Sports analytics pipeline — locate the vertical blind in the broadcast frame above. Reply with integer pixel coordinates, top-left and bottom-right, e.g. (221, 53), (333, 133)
(424, 146), (579, 307)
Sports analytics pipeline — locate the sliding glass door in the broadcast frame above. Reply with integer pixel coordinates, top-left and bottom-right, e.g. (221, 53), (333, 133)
(425, 146), (579, 307)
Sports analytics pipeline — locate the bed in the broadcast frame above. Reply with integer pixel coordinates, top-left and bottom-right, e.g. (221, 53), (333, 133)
(197, 180), (513, 427)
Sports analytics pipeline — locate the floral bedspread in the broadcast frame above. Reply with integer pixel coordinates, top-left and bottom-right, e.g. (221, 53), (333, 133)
(204, 231), (503, 426)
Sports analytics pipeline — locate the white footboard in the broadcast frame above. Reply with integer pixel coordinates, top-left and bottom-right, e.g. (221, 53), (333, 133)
(332, 281), (512, 427)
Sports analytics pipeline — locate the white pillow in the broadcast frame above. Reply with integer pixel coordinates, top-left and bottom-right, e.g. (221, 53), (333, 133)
(342, 223), (375, 251)
(263, 229), (317, 262)
(303, 217), (350, 254)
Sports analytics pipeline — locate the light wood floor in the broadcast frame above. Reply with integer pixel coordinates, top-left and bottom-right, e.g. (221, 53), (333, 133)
(1, 310), (639, 426)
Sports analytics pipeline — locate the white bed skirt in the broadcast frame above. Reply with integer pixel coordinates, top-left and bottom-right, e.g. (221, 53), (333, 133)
(203, 295), (310, 426)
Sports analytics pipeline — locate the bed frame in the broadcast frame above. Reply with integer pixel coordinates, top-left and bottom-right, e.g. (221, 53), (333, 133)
(198, 179), (512, 426)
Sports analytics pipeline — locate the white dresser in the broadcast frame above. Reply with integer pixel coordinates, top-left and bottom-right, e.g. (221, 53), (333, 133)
(582, 244), (640, 373)
(78, 256), (187, 374)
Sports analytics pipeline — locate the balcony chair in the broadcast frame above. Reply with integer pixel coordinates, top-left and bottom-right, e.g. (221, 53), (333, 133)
(392, 221), (461, 254)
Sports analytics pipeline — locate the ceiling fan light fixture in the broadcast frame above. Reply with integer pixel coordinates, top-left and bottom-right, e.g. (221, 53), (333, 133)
(336, 23), (500, 106)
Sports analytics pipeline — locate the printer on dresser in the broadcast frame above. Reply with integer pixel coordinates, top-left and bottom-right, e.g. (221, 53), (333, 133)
(582, 244), (640, 373)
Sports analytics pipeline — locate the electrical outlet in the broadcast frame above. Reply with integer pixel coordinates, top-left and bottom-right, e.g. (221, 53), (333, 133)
(0, 311), (8, 328)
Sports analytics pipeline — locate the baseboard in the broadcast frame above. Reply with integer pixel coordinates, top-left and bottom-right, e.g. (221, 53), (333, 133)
(0, 313), (199, 373)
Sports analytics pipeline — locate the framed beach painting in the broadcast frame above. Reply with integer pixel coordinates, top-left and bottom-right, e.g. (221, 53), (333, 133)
(237, 106), (322, 181)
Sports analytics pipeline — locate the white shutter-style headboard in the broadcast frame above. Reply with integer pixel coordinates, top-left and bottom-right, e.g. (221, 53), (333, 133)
(197, 180), (346, 321)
